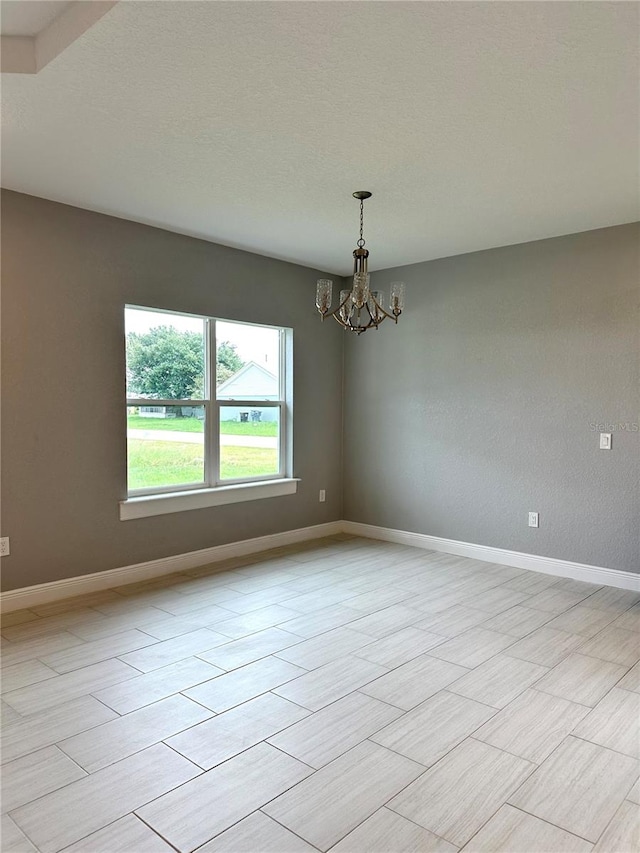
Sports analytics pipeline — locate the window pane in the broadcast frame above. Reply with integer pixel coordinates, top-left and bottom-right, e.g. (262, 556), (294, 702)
(127, 405), (205, 490)
(219, 406), (280, 480)
(216, 321), (280, 398)
(126, 307), (205, 400)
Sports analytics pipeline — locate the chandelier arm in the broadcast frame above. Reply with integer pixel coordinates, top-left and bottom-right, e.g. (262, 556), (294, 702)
(330, 311), (350, 330)
(370, 293), (402, 324)
(363, 300), (378, 327)
(320, 293), (400, 332)
(322, 296), (390, 335)
(366, 294), (386, 326)
(352, 306), (379, 333)
(373, 305), (400, 323)
(324, 306), (390, 333)
(326, 293), (354, 324)
(361, 315), (380, 332)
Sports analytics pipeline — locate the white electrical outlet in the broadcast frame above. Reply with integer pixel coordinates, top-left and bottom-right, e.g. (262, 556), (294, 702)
(528, 512), (539, 528)
(319, 490), (326, 503)
(600, 433), (612, 450)
(0, 537), (10, 557)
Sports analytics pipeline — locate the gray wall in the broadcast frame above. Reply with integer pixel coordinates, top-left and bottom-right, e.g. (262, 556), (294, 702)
(1, 191), (344, 591)
(3, 192), (637, 590)
(343, 224), (640, 573)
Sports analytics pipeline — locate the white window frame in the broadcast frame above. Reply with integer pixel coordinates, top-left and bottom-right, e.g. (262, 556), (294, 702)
(121, 306), (296, 520)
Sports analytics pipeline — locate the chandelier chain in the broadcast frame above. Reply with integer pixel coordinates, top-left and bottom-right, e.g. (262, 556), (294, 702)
(357, 198), (365, 248)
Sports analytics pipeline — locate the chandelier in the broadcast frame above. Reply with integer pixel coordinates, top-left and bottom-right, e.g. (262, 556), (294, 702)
(316, 191), (405, 334)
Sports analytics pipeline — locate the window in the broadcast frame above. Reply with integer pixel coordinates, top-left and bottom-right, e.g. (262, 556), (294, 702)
(123, 306), (294, 518)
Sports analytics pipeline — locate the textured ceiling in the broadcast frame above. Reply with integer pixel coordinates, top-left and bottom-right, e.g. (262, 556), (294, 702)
(2, 1), (638, 274)
(0, 1), (72, 36)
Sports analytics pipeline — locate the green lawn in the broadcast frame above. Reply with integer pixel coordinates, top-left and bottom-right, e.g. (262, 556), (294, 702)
(127, 414), (203, 433)
(220, 445), (278, 479)
(127, 439), (278, 490)
(127, 414), (277, 437)
(220, 420), (277, 437)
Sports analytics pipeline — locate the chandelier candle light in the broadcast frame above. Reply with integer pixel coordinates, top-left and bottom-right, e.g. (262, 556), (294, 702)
(316, 192), (406, 334)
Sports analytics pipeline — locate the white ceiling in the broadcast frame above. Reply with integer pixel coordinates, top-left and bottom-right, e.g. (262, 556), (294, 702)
(0, 1), (72, 37)
(2, 1), (638, 274)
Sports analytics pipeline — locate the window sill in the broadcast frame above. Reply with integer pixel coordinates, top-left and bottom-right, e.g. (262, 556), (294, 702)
(120, 478), (299, 521)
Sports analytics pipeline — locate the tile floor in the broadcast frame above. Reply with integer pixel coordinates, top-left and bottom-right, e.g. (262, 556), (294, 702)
(1, 536), (639, 853)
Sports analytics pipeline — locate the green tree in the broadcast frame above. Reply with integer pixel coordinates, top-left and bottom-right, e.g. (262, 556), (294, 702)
(216, 341), (244, 385)
(126, 326), (205, 401)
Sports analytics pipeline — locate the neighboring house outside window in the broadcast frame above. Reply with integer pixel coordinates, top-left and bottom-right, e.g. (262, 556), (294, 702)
(121, 305), (294, 520)
(139, 405), (170, 418)
(217, 361), (280, 422)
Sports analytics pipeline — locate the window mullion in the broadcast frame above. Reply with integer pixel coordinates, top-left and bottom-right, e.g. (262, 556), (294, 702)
(215, 400), (281, 408)
(212, 401), (221, 486)
(127, 399), (205, 407)
(205, 319), (217, 487)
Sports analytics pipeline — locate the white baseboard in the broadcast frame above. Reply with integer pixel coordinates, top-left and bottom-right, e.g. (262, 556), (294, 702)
(0, 521), (342, 613)
(342, 521), (640, 592)
(2, 518), (638, 613)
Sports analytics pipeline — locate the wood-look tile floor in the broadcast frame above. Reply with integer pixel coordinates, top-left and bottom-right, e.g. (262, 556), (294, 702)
(1, 537), (639, 853)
